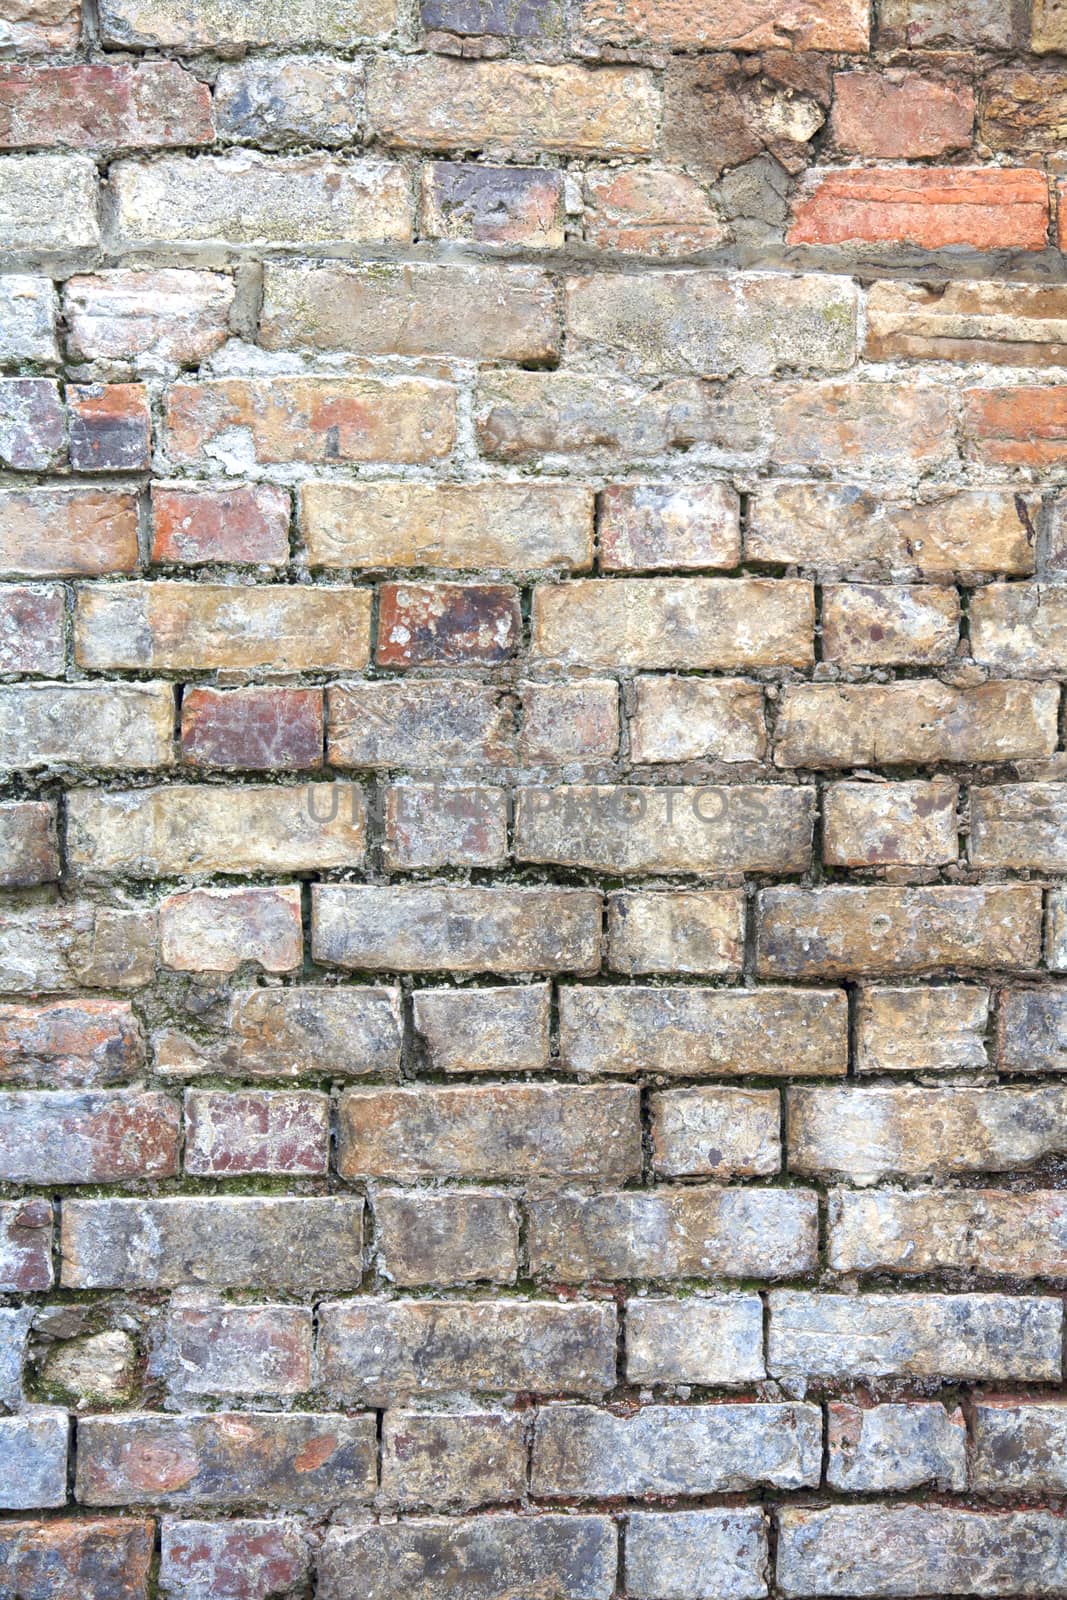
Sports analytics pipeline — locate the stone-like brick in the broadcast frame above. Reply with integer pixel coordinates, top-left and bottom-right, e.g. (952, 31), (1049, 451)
(626, 1510), (769, 1600)
(0, 1199), (52, 1291)
(66, 270), (234, 366)
(160, 1519), (310, 1600)
(578, 0), (866, 48)
(150, 1305), (313, 1402)
(857, 985), (988, 1074)
(661, 56), (829, 185)
(422, 161), (565, 248)
(769, 379), (957, 474)
(75, 582), (371, 672)
(374, 1190), (520, 1285)
(822, 583), (959, 665)
(62, 1196), (364, 1290)
(520, 679), (618, 763)
(152, 483), (289, 568)
(0, 0), (80, 52)
(827, 1401), (966, 1492)
(0, 1088), (178, 1184)
(0, 1519), (153, 1600)
(78, 1413), (375, 1510)
(625, 1295), (766, 1385)
(528, 1187), (818, 1281)
(999, 988), (1067, 1074)
(531, 579), (814, 669)
(318, 1298), (617, 1401)
(44, 1332), (135, 1408)
(0, 1409), (68, 1509)
(262, 262), (558, 363)
(0, 488), (137, 578)
(515, 783), (813, 874)
(878, 0), (1010, 45)
(367, 57), (659, 155)
(583, 167), (727, 256)
(328, 680), (515, 769)
(380, 1412), (527, 1508)
(788, 167), (1049, 250)
(965, 387), (1067, 469)
(215, 57), (365, 148)
(377, 582), (520, 666)
(184, 1090), (329, 1176)
(973, 1403), (1067, 1493)
(318, 1517), (616, 1600)
(559, 986), (847, 1077)
(651, 1087), (780, 1178)
(971, 783), (1067, 870)
(0, 799), (58, 885)
(182, 687), (323, 770)
(757, 886), (1042, 978)
(1034, 0), (1067, 49)
(567, 271), (857, 378)
(0, 153), (99, 253)
(0, 903), (156, 992)
(156, 985), (400, 1080)
(0, 376), (64, 469)
(532, 1403), (821, 1497)
(313, 885), (601, 974)
(829, 1188), (1067, 1277)
(0, 682), (173, 771)
(867, 280), (1067, 365)
(982, 66), (1067, 152)
(0, 1306), (31, 1407)
(68, 382), (151, 472)
(598, 482), (739, 572)
(607, 890), (745, 976)
(0, 62), (212, 149)
(776, 1505), (1067, 1598)
(823, 779), (958, 868)
(969, 583), (1067, 675)
(629, 677), (766, 764)
(99, 0), (394, 46)
(421, 0), (563, 39)
(303, 480), (591, 572)
(159, 885), (302, 975)
(412, 984), (550, 1073)
(0, 583), (64, 673)
(337, 1083), (641, 1180)
(0, 275), (57, 364)
(4, 1000), (138, 1087)
(768, 1291), (1063, 1381)
(165, 376), (454, 467)
(832, 71), (972, 158)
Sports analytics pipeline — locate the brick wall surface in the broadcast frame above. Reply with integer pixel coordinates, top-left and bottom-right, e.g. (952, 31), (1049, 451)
(0, 0), (1066, 1595)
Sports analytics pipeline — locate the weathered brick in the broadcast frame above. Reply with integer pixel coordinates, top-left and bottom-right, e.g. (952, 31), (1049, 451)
(182, 687), (323, 770)
(822, 583), (959, 665)
(1034, 0), (1067, 49)
(412, 984), (549, 1074)
(318, 1517), (616, 1600)
(377, 582), (520, 666)
(0, 1306), (31, 1407)
(531, 579), (814, 669)
(0, 62), (212, 149)
(0, 798), (57, 885)
(768, 1291), (1063, 1381)
(661, 55), (829, 185)
(626, 1510), (769, 1600)
(380, 1412), (527, 1508)
(374, 1190), (520, 1285)
(827, 1401), (966, 1492)
(422, 161), (565, 248)
(262, 262), (558, 363)
(367, 57), (659, 155)
(0, 583), (64, 673)
(857, 985), (988, 1074)
(626, 1294), (766, 1385)
(318, 1298), (617, 1400)
(776, 1506), (1067, 1598)
(0, 1199), (52, 1291)
(215, 57), (364, 148)
(184, 1089), (329, 1176)
(62, 1196), (364, 1290)
(77, 1413), (375, 1509)
(0, 375), (64, 468)
(313, 885), (601, 973)
(155, 985), (400, 1080)
(0, 1088), (178, 1184)
(770, 378), (957, 473)
(528, 1187), (818, 1281)
(867, 280), (1067, 365)
(981, 66), (1067, 152)
(99, 0), (394, 47)
(328, 680), (515, 769)
(0, 903), (156, 992)
(0, 1519), (152, 1600)
(832, 71), (972, 158)
(965, 386), (1067, 468)
(68, 382), (151, 471)
(150, 1305), (313, 1402)
(999, 988), (1067, 1074)
(153, 484), (289, 569)
(0, 0), (80, 52)
(159, 885), (302, 974)
(829, 1187), (1067, 1277)
(788, 167), (1049, 250)
(0, 682), (173, 770)
(337, 1083), (641, 1180)
(532, 1403), (821, 1497)
(971, 783), (1067, 870)
(969, 583), (1067, 674)
(560, 986), (847, 1077)
(0, 488), (137, 578)
(651, 1087), (780, 1179)
(823, 779), (958, 868)
(75, 582), (371, 671)
(0, 1409), (68, 1509)
(607, 890), (745, 976)
(384, 782), (507, 869)
(0, 153), (99, 253)
(160, 1519), (310, 1600)
(878, 0), (1010, 46)
(43, 1332), (135, 1408)
(0, 275), (57, 364)
(66, 270), (234, 366)
(599, 482), (739, 573)
(578, 0), (866, 48)
(583, 166), (727, 255)
(165, 376), (454, 467)
(629, 677), (766, 764)
(520, 679), (618, 762)
(973, 1403), (1067, 1493)
(421, 0), (562, 39)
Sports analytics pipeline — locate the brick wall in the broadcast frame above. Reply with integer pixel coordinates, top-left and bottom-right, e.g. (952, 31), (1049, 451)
(0, 0), (1066, 1595)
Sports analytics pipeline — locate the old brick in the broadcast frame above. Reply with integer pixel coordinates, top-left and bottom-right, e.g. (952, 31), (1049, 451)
(651, 1087), (780, 1179)
(165, 376), (454, 466)
(154, 484), (289, 569)
(560, 986), (847, 1077)
(857, 985), (988, 1074)
(867, 280), (1067, 365)
(0, 153), (99, 253)
(966, 388), (1067, 468)
(0, 1519), (152, 1600)
(629, 678), (766, 764)
(768, 1291), (1063, 1380)
(832, 72), (972, 158)
(377, 582), (519, 666)
(99, 0), (394, 47)
(215, 57), (364, 148)
(625, 1295), (766, 1385)
(159, 885), (302, 974)
(0, 682), (173, 770)
(0, 584), (64, 673)
(532, 1403), (821, 1497)
(75, 582), (371, 671)
(384, 782), (506, 869)
(0, 1409), (68, 1509)
(318, 1298), (617, 1401)
(0, 488), (138, 578)
(44, 1332), (135, 1408)
(770, 378), (957, 473)
(0, 275), (57, 364)
(829, 1188), (1067, 1277)
(0, 1088), (177, 1184)
(1034, 0), (1067, 49)
(150, 1305), (313, 1401)
(626, 1510), (769, 1600)
(827, 1401), (966, 1492)
(0, 1199), (52, 1291)
(182, 687), (323, 770)
(68, 382), (150, 471)
(78, 1413), (375, 1509)
(313, 885), (601, 973)
(599, 482), (739, 572)
(788, 167), (1049, 250)
(0, 62), (212, 149)
(822, 583), (959, 665)
(973, 1403), (1067, 1493)
(0, 798), (58, 885)
(413, 985), (549, 1074)
(421, 0), (562, 39)
(521, 680), (618, 762)
(0, 1306), (31, 1407)
(583, 167), (727, 255)
(155, 985), (401, 1079)
(184, 1090), (329, 1176)
(62, 1196), (364, 1290)
(971, 783), (1067, 870)
(607, 890), (745, 976)
(999, 988), (1067, 1074)
(0, 903), (156, 992)
(66, 270), (234, 366)
(531, 578), (813, 668)
(337, 1083), (641, 1180)
(878, 0), (1010, 46)
(0, 376), (64, 468)
(578, 0), (866, 48)
(422, 161), (564, 247)
(969, 583), (1067, 674)
(374, 1190), (520, 1285)
(981, 66), (1067, 152)
(823, 779), (958, 868)
(380, 1412), (527, 1508)
(328, 680), (515, 769)
(0, 0), (80, 51)
(662, 55), (829, 184)
(160, 1519), (310, 1600)
(528, 1187), (818, 1281)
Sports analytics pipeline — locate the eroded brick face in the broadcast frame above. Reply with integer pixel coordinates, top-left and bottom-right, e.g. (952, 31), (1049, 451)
(1, 4), (1065, 1595)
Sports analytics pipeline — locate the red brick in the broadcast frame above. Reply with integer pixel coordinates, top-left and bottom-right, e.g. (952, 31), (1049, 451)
(0, 1519), (153, 1600)
(0, 1089), (179, 1184)
(789, 167), (1049, 250)
(831, 72), (973, 158)
(182, 687), (323, 771)
(0, 488), (138, 578)
(152, 483), (290, 567)
(0, 377), (65, 470)
(0, 799), (58, 886)
(0, 1199), (52, 1292)
(160, 1519), (310, 1600)
(0, 62), (212, 149)
(68, 383), (151, 472)
(421, 161), (565, 248)
(159, 885), (303, 974)
(964, 386), (1067, 466)
(65, 269), (235, 365)
(184, 1089), (329, 1176)
(0, 583), (64, 674)
(583, 166), (726, 255)
(0, 999), (144, 1087)
(377, 582), (520, 666)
